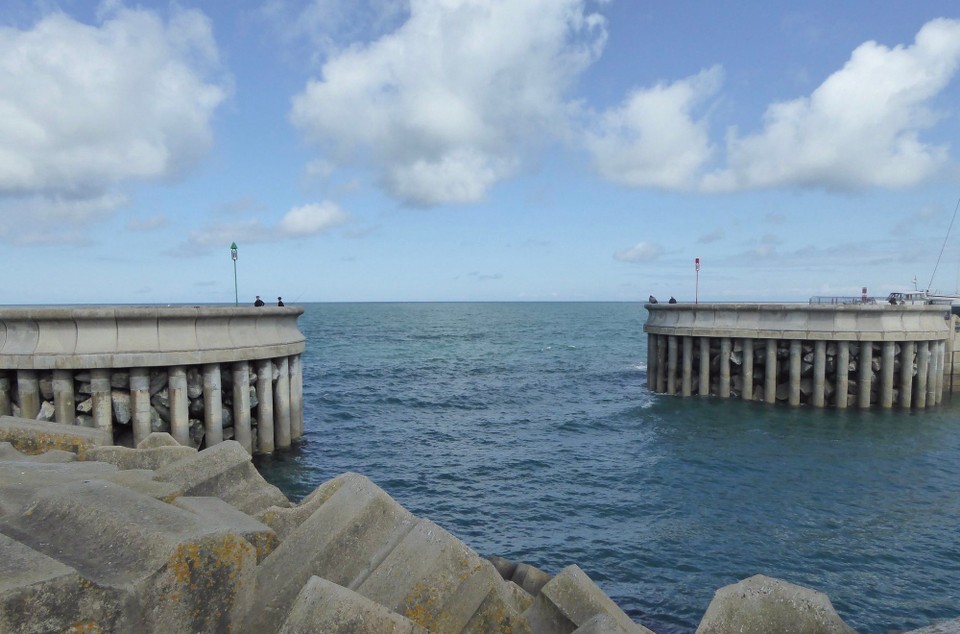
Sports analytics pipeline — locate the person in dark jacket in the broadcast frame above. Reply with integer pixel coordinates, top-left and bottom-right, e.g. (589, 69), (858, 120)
(668, 296), (677, 304)
(254, 296), (265, 306)
(277, 297), (285, 306)
(648, 295), (658, 304)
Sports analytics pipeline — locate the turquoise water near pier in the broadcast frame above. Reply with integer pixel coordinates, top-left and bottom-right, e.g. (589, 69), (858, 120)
(255, 302), (960, 633)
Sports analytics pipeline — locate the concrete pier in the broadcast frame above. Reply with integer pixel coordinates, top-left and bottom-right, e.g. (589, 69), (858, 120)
(644, 303), (952, 409)
(0, 306), (306, 454)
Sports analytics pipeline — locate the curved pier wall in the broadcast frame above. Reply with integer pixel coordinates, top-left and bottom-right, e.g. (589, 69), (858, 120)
(0, 306), (306, 453)
(644, 303), (953, 408)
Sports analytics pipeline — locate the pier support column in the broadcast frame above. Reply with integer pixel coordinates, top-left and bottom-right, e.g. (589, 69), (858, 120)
(17, 370), (40, 420)
(656, 335), (667, 393)
(813, 340), (826, 408)
(202, 363), (223, 447)
(929, 341), (942, 406)
(232, 362), (252, 454)
(647, 334), (658, 391)
(836, 342), (850, 409)
(699, 337), (711, 396)
(274, 356), (291, 450)
(256, 359), (275, 454)
(880, 341), (895, 409)
(289, 354), (304, 440)
(168, 366), (190, 446)
(858, 343), (873, 409)
(936, 341), (947, 405)
(130, 368), (151, 446)
(90, 369), (113, 444)
(916, 342), (929, 409)
(681, 337), (693, 396)
(666, 336), (678, 395)
(0, 374), (10, 417)
(900, 341), (915, 409)
(764, 340), (777, 404)
(719, 337), (731, 398)
(788, 340), (801, 406)
(742, 339), (754, 401)
(52, 370), (76, 424)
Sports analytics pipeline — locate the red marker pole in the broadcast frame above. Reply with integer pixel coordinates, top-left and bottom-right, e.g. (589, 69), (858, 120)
(695, 257), (701, 304)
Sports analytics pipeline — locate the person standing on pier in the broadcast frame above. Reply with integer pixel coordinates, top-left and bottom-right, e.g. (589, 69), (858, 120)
(277, 297), (285, 306)
(254, 296), (265, 306)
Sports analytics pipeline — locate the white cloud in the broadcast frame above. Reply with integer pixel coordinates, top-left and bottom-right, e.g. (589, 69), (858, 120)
(182, 200), (350, 255)
(614, 241), (663, 263)
(703, 18), (960, 192)
(278, 202), (348, 236)
(585, 66), (722, 189)
(0, 6), (227, 236)
(290, 0), (606, 206)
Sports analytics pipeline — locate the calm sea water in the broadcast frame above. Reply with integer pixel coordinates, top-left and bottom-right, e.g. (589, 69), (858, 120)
(255, 302), (960, 633)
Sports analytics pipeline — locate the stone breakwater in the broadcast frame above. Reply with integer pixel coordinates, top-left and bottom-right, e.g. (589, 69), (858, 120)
(1, 418), (957, 634)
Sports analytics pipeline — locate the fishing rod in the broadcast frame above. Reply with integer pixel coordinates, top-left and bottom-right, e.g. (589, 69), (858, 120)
(927, 195), (960, 293)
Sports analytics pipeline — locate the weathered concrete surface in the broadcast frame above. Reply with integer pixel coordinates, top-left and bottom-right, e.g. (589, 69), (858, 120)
(278, 575), (429, 634)
(154, 439), (290, 515)
(0, 415), (109, 457)
(0, 479), (258, 633)
(0, 441), (75, 463)
(524, 565), (654, 634)
(84, 443), (197, 470)
(173, 496), (278, 564)
(696, 574), (857, 634)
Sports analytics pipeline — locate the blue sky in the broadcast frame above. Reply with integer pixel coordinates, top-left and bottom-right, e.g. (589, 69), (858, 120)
(2, 1), (960, 304)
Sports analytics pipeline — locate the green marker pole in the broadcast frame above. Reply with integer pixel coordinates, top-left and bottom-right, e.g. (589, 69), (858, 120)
(230, 242), (238, 306)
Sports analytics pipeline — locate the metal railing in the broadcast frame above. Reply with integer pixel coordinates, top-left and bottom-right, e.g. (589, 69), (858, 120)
(808, 296), (879, 305)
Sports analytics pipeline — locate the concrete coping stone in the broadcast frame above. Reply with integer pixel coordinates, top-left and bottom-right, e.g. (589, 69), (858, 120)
(0, 416), (110, 458)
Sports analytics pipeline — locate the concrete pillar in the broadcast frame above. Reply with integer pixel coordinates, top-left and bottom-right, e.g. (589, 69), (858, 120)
(880, 341), (896, 409)
(699, 337), (710, 396)
(667, 336), (678, 395)
(647, 334), (658, 391)
(936, 341), (947, 405)
(742, 338), (754, 401)
(858, 343), (873, 409)
(764, 340), (777, 404)
(274, 356), (291, 450)
(813, 340), (826, 408)
(232, 361), (252, 455)
(656, 335), (667, 393)
(168, 366), (190, 446)
(900, 341), (915, 409)
(916, 342), (929, 409)
(719, 337), (731, 398)
(256, 359), (275, 454)
(928, 341), (941, 406)
(90, 369), (113, 444)
(289, 354), (304, 440)
(788, 339), (801, 406)
(203, 363), (224, 447)
(836, 342), (850, 409)
(130, 368), (151, 447)
(52, 370), (76, 424)
(17, 370), (40, 420)
(681, 337), (693, 396)
(0, 374), (10, 416)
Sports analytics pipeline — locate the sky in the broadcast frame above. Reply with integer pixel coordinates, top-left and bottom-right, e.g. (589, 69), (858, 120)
(3, 1), (960, 304)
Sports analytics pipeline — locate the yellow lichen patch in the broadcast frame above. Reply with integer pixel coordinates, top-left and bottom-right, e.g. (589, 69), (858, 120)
(66, 622), (103, 634)
(404, 581), (443, 631)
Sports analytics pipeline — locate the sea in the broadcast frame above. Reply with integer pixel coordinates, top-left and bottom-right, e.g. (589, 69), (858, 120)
(254, 302), (960, 634)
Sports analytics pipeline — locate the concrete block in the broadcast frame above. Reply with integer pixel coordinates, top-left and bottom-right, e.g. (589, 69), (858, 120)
(0, 416), (109, 458)
(573, 614), (636, 634)
(278, 575), (429, 634)
(0, 478), (258, 633)
(0, 441), (75, 463)
(154, 440), (290, 515)
(0, 460), (119, 519)
(357, 518), (526, 633)
(256, 468), (356, 541)
(84, 444), (197, 470)
(96, 469), (182, 503)
(524, 565), (653, 634)
(487, 554), (518, 581)
(0, 531), (112, 634)
(249, 472), (417, 633)
(137, 431), (181, 448)
(695, 574), (857, 634)
(512, 561), (553, 596)
(460, 580), (536, 634)
(173, 496), (278, 563)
